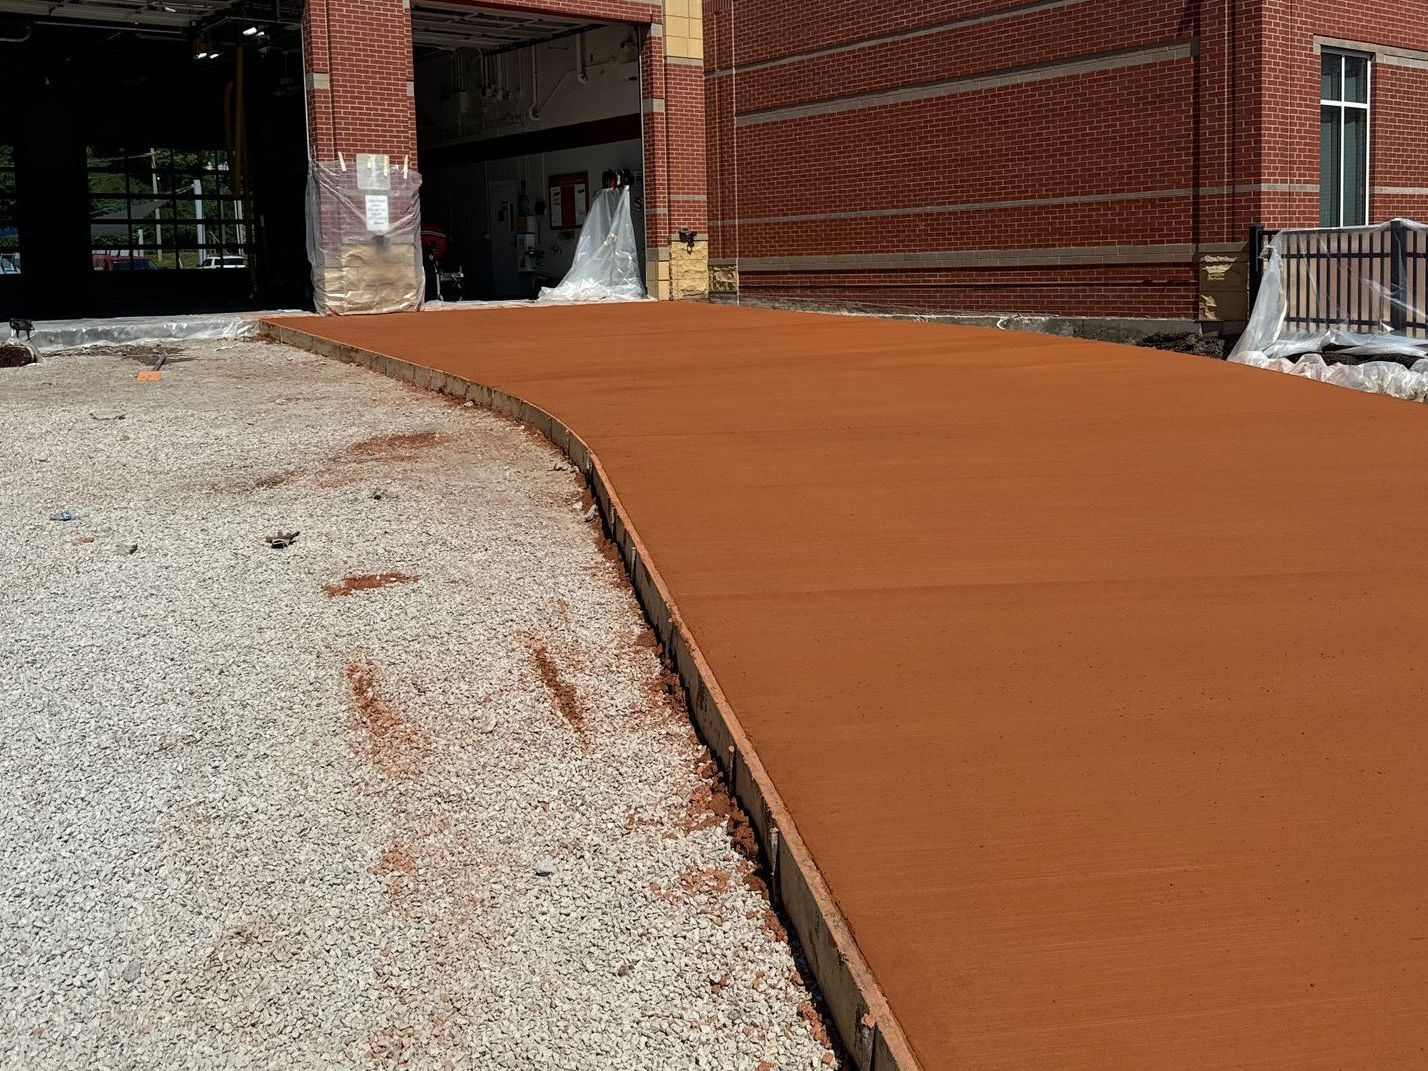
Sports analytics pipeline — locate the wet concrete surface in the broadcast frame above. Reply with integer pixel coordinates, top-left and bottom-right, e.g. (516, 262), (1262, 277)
(269, 302), (1428, 1071)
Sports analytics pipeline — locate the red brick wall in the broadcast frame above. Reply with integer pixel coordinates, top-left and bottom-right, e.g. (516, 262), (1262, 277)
(1257, 1), (1428, 229)
(640, 24), (708, 294)
(305, 0), (707, 301)
(664, 63), (709, 238)
(640, 26), (671, 259)
(701, 0), (1270, 320)
(303, 0), (417, 163)
(740, 267), (1199, 319)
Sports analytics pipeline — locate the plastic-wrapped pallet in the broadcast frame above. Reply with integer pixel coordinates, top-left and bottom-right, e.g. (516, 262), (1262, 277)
(538, 187), (646, 303)
(305, 157), (424, 316)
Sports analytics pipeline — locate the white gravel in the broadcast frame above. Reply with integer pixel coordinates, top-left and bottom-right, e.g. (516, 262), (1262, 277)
(0, 339), (837, 1071)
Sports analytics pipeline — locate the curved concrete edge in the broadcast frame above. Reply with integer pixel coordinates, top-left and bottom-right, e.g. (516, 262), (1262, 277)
(260, 320), (924, 1071)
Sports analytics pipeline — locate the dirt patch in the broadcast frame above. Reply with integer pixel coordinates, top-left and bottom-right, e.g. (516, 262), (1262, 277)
(624, 806), (666, 832)
(365, 1025), (415, 1068)
(250, 469), (301, 490)
(213, 429), (448, 495)
(734, 867), (788, 941)
(799, 1001), (834, 1050)
(113, 344), (191, 365)
(46, 343), (192, 364)
(755, 902), (788, 943)
(344, 658), (429, 778)
(1134, 331), (1226, 358)
(661, 863), (735, 901)
(374, 839), (420, 914)
(1, 342), (36, 369)
(213, 467), (303, 494)
(525, 637), (590, 746)
(626, 661), (691, 735)
(374, 841), (418, 877)
(593, 532), (623, 567)
(680, 756), (761, 865)
(324, 572), (419, 598)
(342, 431), (448, 463)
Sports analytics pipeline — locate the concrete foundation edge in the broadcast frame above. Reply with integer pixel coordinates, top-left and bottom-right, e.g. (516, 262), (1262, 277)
(259, 320), (924, 1071)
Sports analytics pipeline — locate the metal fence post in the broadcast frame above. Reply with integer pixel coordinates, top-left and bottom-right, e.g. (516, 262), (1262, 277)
(1248, 224), (1264, 309)
(1389, 220), (1408, 334)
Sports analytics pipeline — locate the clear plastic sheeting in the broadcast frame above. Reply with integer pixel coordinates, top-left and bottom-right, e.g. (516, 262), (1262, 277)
(24, 311), (305, 352)
(538, 187), (646, 303)
(306, 158), (424, 316)
(1232, 219), (1428, 363)
(1235, 351), (1428, 403)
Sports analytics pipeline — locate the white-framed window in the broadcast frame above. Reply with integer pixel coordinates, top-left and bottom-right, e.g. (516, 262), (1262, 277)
(1319, 49), (1370, 227)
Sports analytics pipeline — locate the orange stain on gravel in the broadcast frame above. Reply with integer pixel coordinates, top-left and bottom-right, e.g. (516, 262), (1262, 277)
(324, 572), (419, 598)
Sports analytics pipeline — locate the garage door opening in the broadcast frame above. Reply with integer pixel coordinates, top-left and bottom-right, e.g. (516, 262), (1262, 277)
(0, 7), (310, 320)
(411, 3), (645, 303)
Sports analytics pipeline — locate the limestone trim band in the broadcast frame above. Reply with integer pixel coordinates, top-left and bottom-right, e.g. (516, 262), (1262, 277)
(710, 185), (1318, 228)
(1312, 36), (1428, 71)
(705, 0), (1090, 78)
(735, 40), (1197, 127)
(259, 320), (926, 1071)
(710, 241), (1244, 273)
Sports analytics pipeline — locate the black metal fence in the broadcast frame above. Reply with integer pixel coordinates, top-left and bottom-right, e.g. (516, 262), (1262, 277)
(1249, 220), (1428, 339)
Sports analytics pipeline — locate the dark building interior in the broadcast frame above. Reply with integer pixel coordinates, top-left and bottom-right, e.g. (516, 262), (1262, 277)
(0, 20), (309, 319)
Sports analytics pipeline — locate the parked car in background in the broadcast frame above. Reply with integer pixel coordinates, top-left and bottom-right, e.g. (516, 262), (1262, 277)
(92, 254), (156, 271)
(198, 255), (247, 269)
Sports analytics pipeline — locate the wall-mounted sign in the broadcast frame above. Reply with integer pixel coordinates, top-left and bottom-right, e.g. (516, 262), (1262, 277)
(365, 195), (390, 233)
(548, 172), (589, 229)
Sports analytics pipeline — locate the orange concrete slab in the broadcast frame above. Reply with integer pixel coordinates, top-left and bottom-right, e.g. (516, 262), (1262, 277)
(268, 303), (1428, 1071)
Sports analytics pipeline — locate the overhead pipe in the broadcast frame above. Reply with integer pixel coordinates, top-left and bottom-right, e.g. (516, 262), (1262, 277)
(527, 34), (590, 121)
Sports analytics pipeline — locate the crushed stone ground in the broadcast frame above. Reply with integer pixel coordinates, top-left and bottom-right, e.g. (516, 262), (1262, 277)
(0, 339), (837, 1071)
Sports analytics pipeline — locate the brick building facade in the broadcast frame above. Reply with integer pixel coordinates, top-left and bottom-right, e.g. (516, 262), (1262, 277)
(299, 0), (1428, 323)
(2, 0), (1424, 323)
(701, 0), (1428, 326)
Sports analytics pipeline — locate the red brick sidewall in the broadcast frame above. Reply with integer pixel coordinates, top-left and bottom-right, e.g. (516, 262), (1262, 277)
(1258, 1), (1428, 229)
(304, 0), (418, 163)
(702, 0), (1426, 319)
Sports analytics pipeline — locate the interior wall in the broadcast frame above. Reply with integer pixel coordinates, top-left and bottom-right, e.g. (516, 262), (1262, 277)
(421, 139), (642, 297)
(414, 22), (644, 298)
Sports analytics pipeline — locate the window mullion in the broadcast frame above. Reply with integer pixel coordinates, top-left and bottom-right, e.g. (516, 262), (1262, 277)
(1330, 105), (1342, 228)
(1336, 54), (1345, 230)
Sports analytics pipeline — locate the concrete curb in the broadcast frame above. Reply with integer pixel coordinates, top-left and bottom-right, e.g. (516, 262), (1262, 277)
(260, 320), (924, 1071)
